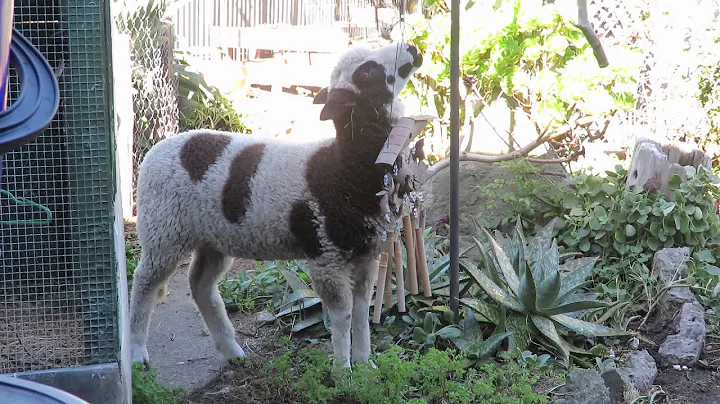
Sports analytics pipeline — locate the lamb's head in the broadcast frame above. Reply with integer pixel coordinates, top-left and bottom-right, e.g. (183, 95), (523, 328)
(313, 42), (423, 123)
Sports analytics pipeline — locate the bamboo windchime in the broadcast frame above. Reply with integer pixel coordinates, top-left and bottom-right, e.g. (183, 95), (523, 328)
(372, 194), (432, 324)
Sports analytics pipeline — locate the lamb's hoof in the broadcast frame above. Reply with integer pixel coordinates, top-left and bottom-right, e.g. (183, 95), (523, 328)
(218, 341), (246, 362)
(130, 344), (150, 367)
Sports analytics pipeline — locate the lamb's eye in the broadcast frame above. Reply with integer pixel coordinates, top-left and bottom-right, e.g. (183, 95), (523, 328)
(386, 76), (396, 85)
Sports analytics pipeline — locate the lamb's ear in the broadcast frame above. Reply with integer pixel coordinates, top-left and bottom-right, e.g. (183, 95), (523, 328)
(319, 89), (357, 121)
(313, 87), (329, 104)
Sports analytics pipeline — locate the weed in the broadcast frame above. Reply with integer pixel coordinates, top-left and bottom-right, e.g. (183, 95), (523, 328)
(132, 363), (184, 404)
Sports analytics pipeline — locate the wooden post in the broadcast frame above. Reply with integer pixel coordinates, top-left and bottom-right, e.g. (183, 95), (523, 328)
(403, 215), (419, 295)
(414, 210), (432, 297)
(394, 238), (406, 312)
(372, 252), (390, 324)
(383, 233), (395, 307)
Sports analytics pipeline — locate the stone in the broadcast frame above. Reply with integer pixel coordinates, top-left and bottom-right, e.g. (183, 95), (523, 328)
(658, 302), (706, 366)
(421, 160), (566, 262)
(651, 248), (699, 330)
(653, 247), (691, 283)
(600, 350), (658, 402)
(560, 368), (612, 404)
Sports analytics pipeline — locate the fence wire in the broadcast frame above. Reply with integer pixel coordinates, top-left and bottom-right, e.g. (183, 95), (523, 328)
(115, 0), (179, 216)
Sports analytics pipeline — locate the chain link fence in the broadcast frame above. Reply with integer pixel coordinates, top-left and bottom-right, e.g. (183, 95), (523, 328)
(114, 0), (179, 216)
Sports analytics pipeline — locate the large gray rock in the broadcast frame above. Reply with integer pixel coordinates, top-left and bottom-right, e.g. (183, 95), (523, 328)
(557, 368), (612, 404)
(600, 350), (658, 401)
(658, 302), (706, 366)
(652, 248), (698, 329)
(421, 160), (566, 261)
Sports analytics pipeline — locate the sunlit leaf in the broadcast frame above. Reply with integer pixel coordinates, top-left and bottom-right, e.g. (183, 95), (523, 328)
(551, 313), (630, 337)
(531, 315), (569, 366)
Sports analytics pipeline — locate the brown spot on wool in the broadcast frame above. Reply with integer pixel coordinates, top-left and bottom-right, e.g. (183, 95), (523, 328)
(221, 143), (266, 223)
(180, 132), (232, 182)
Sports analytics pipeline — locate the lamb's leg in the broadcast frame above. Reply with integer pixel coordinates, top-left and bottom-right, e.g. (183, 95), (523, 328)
(129, 250), (184, 365)
(308, 259), (353, 369)
(351, 254), (379, 365)
(188, 245), (245, 361)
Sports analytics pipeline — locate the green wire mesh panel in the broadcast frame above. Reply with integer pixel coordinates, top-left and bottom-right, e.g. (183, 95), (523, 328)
(0, 1), (118, 373)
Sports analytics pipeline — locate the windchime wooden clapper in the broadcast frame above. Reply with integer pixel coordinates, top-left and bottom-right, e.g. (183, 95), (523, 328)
(372, 115), (435, 324)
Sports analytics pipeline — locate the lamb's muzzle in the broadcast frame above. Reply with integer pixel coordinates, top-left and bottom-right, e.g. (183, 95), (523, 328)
(128, 41), (423, 370)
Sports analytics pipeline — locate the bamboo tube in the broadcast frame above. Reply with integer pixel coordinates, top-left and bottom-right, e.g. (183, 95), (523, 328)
(402, 215), (419, 295)
(394, 239), (406, 312)
(414, 210), (432, 297)
(383, 234), (395, 307)
(372, 252), (390, 324)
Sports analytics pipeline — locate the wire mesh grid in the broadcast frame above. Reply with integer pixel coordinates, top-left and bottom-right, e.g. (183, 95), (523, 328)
(0, 1), (118, 373)
(115, 0), (179, 217)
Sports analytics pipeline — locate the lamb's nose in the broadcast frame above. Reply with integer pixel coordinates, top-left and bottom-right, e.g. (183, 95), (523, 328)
(407, 44), (418, 57)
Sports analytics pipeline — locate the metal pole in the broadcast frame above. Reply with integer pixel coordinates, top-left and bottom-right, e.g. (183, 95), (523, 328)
(448, 0), (460, 316)
(0, 0), (15, 188)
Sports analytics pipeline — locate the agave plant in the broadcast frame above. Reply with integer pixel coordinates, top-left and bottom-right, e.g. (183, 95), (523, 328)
(462, 217), (630, 367)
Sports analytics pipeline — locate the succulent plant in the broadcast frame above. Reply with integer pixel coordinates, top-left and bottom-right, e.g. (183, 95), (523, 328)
(462, 217), (630, 367)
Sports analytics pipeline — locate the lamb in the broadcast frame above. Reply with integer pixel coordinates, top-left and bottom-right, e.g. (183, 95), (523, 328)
(128, 41), (424, 369)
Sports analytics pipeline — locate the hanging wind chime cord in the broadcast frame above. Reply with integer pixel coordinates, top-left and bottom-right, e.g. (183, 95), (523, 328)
(0, 188), (53, 226)
(389, 0), (407, 122)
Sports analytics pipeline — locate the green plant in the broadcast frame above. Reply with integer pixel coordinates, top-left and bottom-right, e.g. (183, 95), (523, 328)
(219, 261), (286, 313)
(396, 0), (640, 161)
(126, 242), (140, 283)
(175, 53), (252, 133)
(462, 218), (629, 367)
(131, 363), (183, 404)
(482, 159), (720, 327)
(222, 344), (552, 404)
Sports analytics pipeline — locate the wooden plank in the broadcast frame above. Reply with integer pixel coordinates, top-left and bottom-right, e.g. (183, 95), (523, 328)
(229, 24), (349, 54)
(242, 59), (333, 88)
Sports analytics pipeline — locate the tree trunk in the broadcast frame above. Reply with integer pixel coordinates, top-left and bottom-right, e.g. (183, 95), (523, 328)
(626, 137), (712, 198)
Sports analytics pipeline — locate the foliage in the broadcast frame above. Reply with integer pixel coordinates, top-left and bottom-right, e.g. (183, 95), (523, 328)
(696, 61), (720, 165)
(219, 345), (553, 404)
(175, 54), (252, 133)
(132, 363), (184, 404)
(126, 242), (140, 284)
(462, 218), (629, 367)
(219, 261), (287, 314)
(395, 0), (641, 160)
(480, 159), (720, 326)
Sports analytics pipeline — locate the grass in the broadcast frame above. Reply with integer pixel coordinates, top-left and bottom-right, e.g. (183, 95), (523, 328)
(182, 345), (559, 404)
(132, 363), (185, 404)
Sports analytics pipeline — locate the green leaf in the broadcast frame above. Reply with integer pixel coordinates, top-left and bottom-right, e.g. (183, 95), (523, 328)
(558, 256), (599, 299)
(291, 312), (325, 333)
(551, 314), (630, 337)
(471, 267), (526, 313)
(668, 174), (683, 190)
(696, 249), (716, 263)
(436, 326), (462, 340)
(526, 218), (558, 262)
(541, 299), (610, 316)
(460, 297), (501, 324)
(531, 315), (569, 366)
(413, 327), (427, 343)
(704, 264), (720, 276)
(518, 263), (538, 314)
(563, 194), (582, 209)
(647, 237), (662, 251)
(423, 312), (435, 333)
(475, 331), (513, 358)
(482, 228), (521, 296)
(506, 314), (531, 352)
(536, 271), (561, 310)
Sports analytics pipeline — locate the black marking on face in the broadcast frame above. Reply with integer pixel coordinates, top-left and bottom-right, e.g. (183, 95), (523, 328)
(398, 63), (414, 79)
(386, 75), (396, 85)
(352, 60), (387, 88)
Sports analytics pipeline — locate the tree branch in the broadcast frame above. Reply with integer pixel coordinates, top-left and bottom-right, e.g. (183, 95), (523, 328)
(575, 0), (609, 68)
(421, 116), (596, 183)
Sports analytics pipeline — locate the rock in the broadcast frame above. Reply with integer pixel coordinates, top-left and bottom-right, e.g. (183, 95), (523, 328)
(651, 248), (698, 329)
(600, 350), (658, 401)
(561, 368), (612, 404)
(421, 160), (566, 261)
(658, 302), (706, 366)
(653, 247), (691, 283)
